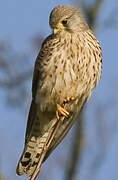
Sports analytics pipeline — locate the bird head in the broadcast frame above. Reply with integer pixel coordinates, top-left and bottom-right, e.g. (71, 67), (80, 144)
(49, 5), (89, 34)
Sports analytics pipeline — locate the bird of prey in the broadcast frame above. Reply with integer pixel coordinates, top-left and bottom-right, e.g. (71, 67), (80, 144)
(16, 5), (102, 180)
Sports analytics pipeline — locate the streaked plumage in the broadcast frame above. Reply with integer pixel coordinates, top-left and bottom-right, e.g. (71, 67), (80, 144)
(16, 5), (102, 180)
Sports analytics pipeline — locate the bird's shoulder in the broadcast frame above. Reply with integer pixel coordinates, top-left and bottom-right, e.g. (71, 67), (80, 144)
(32, 34), (59, 98)
(41, 34), (60, 51)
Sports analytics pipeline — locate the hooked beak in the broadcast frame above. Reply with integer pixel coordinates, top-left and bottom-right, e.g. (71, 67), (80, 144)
(53, 28), (59, 34)
(53, 23), (64, 34)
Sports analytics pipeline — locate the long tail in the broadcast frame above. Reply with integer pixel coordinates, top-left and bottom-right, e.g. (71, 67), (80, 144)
(16, 101), (58, 179)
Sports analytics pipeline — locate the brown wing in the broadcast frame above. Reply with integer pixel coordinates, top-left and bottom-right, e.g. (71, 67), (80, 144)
(25, 54), (40, 144)
(16, 35), (61, 179)
(25, 34), (54, 143)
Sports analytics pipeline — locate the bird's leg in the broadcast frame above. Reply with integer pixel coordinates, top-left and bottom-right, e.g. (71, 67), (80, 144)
(56, 104), (69, 119)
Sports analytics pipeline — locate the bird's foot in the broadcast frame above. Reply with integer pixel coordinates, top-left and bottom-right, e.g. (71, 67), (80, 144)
(56, 104), (69, 119)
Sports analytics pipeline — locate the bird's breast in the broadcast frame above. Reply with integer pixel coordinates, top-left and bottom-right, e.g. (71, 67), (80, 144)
(36, 57), (79, 111)
(35, 32), (102, 112)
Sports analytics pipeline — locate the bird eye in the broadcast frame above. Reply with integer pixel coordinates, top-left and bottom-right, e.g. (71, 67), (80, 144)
(62, 20), (68, 25)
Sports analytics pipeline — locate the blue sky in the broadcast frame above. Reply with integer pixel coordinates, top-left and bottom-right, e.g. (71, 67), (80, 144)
(0, 0), (118, 180)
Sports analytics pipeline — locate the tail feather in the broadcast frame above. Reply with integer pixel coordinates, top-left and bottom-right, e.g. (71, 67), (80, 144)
(16, 129), (51, 177)
(16, 100), (58, 179)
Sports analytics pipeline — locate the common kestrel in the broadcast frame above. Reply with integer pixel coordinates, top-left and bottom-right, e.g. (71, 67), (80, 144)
(16, 5), (102, 180)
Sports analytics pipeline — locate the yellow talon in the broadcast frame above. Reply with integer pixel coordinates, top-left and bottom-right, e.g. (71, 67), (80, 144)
(56, 104), (69, 119)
